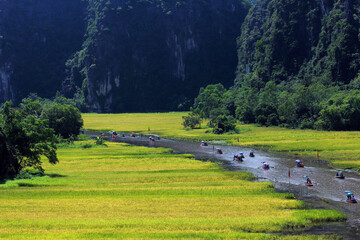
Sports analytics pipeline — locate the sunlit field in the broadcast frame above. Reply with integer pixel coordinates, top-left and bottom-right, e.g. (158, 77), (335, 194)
(83, 113), (360, 170)
(0, 140), (344, 239)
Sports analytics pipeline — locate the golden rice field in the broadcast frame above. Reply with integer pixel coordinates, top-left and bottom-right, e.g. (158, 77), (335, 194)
(0, 140), (345, 239)
(82, 113), (360, 170)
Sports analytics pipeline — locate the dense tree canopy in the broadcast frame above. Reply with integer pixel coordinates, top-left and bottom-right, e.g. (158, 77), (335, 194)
(193, 84), (228, 119)
(41, 103), (83, 139)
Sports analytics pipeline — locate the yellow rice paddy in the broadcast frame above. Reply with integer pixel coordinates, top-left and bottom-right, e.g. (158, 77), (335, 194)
(0, 140), (344, 239)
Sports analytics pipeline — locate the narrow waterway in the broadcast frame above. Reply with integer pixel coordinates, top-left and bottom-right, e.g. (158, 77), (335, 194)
(88, 131), (360, 238)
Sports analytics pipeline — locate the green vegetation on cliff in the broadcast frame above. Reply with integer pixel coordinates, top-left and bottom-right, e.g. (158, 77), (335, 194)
(194, 0), (360, 131)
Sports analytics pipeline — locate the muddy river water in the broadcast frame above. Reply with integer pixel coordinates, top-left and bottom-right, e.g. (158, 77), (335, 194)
(89, 132), (360, 238)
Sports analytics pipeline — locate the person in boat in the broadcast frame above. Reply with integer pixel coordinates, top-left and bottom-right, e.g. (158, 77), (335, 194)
(149, 136), (155, 141)
(262, 162), (269, 169)
(216, 148), (223, 154)
(130, 132), (136, 137)
(296, 160), (304, 167)
(112, 131), (117, 136)
(347, 193), (351, 201)
(122, 132), (126, 137)
(306, 177), (312, 184)
(345, 191), (356, 202)
(249, 150), (255, 157)
(233, 153), (242, 161)
(336, 170), (344, 178)
(201, 141), (208, 146)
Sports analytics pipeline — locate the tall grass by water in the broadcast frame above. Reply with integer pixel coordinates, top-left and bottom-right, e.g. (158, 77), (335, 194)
(0, 140), (345, 239)
(83, 113), (360, 170)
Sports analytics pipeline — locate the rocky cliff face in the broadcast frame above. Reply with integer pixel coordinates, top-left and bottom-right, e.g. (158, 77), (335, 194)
(0, 0), (86, 103)
(64, 0), (251, 112)
(0, 62), (14, 103)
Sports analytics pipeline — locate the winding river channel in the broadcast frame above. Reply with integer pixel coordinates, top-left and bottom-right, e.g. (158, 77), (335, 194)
(88, 131), (360, 238)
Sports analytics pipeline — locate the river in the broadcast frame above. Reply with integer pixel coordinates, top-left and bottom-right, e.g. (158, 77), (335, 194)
(89, 131), (360, 238)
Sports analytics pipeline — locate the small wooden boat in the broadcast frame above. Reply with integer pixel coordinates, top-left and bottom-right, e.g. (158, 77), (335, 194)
(345, 191), (357, 203)
(296, 160), (304, 167)
(261, 162), (270, 170)
(335, 171), (345, 179)
(233, 155), (244, 161)
(249, 151), (255, 157)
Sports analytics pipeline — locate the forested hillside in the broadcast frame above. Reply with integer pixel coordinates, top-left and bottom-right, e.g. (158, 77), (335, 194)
(192, 0), (360, 131)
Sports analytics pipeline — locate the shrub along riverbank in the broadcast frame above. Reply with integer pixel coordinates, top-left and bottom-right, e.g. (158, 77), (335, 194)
(0, 139), (345, 239)
(82, 113), (360, 171)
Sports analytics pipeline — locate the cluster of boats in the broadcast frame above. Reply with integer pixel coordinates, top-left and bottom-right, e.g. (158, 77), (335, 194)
(103, 131), (160, 142)
(295, 160), (356, 202)
(201, 141), (357, 204)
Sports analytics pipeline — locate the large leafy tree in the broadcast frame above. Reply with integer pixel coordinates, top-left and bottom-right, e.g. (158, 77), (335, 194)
(193, 84), (227, 118)
(41, 103), (83, 139)
(0, 101), (58, 178)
